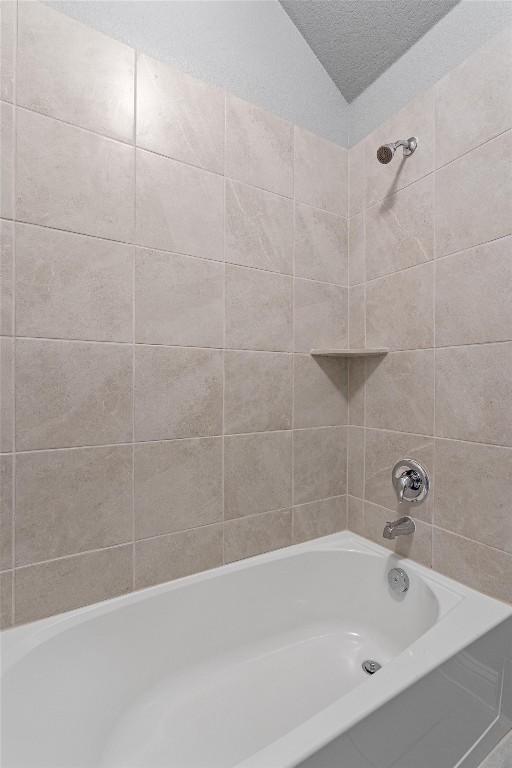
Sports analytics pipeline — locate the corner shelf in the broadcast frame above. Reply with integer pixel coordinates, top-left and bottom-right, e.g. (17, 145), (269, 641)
(310, 348), (388, 358)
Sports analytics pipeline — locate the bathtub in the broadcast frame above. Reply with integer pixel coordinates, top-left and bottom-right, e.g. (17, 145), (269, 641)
(1, 532), (511, 768)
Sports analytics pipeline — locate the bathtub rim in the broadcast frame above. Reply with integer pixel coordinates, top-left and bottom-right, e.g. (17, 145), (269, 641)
(1, 531), (511, 768)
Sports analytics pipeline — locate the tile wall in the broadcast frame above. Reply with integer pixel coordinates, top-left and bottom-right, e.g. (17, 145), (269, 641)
(347, 28), (512, 604)
(1, 2), (510, 627)
(0, 2), (349, 626)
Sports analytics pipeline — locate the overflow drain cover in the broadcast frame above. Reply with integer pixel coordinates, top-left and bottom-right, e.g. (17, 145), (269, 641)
(362, 660), (381, 675)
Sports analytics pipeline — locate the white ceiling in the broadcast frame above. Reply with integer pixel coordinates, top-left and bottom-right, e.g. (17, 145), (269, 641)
(280, 0), (460, 102)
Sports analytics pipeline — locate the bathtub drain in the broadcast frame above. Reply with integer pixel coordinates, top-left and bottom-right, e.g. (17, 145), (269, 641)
(362, 660), (381, 675)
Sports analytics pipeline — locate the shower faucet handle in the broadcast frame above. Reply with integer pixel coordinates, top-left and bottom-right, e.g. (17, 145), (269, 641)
(392, 458), (430, 504)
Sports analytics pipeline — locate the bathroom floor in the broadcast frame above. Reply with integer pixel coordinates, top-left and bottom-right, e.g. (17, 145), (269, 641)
(479, 731), (512, 767)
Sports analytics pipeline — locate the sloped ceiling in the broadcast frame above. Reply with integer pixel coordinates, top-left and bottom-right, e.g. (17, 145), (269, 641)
(280, 0), (459, 102)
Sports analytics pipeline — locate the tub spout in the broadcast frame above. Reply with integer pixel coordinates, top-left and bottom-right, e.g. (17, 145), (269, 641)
(383, 516), (415, 539)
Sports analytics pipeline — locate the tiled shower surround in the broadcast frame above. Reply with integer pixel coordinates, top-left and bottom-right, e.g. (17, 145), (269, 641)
(0, 1), (349, 626)
(346, 27), (512, 603)
(0, 2), (510, 627)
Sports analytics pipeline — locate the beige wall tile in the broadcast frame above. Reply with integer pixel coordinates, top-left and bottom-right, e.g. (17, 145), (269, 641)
(293, 354), (347, 429)
(225, 265), (292, 352)
(16, 339), (132, 451)
(0, 219), (13, 335)
(8, 12), (512, 620)
(347, 495), (364, 536)
(365, 90), (435, 207)
(0, 454), (12, 570)
(436, 131), (512, 257)
(15, 545), (132, 624)
(135, 248), (224, 347)
(436, 29), (512, 168)
(348, 359), (365, 426)
(366, 262), (434, 351)
(433, 528), (512, 604)
(137, 53), (224, 173)
(293, 426), (346, 504)
(365, 350), (435, 435)
(225, 180), (293, 274)
(0, 570), (12, 629)
(436, 238), (512, 347)
(15, 446), (132, 566)
(224, 351), (292, 434)
(349, 284), (365, 349)
(226, 95), (293, 197)
(294, 204), (348, 285)
(134, 438), (222, 539)
(347, 426), (364, 498)
(17, 2), (134, 141)
(365, 428), (434, 522)
(136, 149), (224, 259)
(0, 0), (16, 103)
(365, 174), (434, 281)
(364, 501), (432, 567)
(293, 496), (346, 543)
(134, 346), (223, 441)
(224, 509), (292, 563)
(135, 525), (223, 589)
(1, 101), (14, 220)
(294, 279), (347, 353)
(294, 127), (348, 216)
(16, 109), (134, 241)
(0, 336), (13, 452)
(434, 439), (512, 554)
(436, 343), (512, 446)
(16, 224), (133, 342)
(224, 431), (292, 519)
(348, 140), (365, 217)
(348, 214), (365, 286)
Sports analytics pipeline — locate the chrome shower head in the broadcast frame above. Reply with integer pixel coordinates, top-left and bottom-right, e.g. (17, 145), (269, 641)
(376, 137), (417, 164)
(377, 144), (395, 164)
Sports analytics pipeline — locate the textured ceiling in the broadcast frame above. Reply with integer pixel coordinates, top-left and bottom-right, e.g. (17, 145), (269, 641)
(280, 0), (460, 102)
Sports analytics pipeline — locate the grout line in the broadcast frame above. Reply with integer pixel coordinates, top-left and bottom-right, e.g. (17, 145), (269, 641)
(10, 495), (348, 573)
(221, 92), (227, 566)
(362, 231), (512, 286)
(8, 215), (353, 287)
(430, 104), (437, 570)
(7, 216), (508, 293)
(9, 426), (512, 457)
(359, 148), (367, 532)
(291, 131), (296, 518)
(10, 0), (19, 625)
(13, 541), (137, 572)
(430, 523), (512, 558)
(11, 337), (512, 355)
(12, 426), (348, 455)
(432, 99), (438, 471)
(14, 102), (136, 149)
(131, 50), (137, 591)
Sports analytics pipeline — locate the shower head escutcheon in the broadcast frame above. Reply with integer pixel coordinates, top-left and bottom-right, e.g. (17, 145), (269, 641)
(376, 137), (418, 164)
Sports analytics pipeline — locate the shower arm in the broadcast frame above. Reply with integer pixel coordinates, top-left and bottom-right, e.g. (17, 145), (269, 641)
(391, 137), (417, 156)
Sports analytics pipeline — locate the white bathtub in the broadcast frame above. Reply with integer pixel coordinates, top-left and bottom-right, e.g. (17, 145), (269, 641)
(1, 532), (511, 768)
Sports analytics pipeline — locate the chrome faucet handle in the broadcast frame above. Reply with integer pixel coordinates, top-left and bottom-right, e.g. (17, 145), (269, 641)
(392, 458), (430, 504)
(397, 474), (409, 502)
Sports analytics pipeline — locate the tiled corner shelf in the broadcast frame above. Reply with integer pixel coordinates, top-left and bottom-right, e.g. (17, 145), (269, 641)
(310, 348), (389, 358)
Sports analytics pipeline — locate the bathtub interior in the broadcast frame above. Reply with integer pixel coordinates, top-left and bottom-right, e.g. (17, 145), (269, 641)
(2, 546), (457, 768)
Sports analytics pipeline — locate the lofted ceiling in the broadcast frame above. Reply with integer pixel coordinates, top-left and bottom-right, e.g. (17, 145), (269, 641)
(280, 0), (460, 102)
